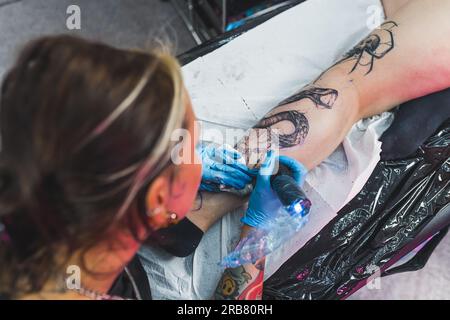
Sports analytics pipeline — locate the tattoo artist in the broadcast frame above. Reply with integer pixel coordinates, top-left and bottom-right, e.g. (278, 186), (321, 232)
(0, 35), (304, 299)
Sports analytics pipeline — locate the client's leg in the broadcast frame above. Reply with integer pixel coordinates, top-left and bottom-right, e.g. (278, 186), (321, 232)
(382, 0), (412, 18)
(154, 0), (450, 255)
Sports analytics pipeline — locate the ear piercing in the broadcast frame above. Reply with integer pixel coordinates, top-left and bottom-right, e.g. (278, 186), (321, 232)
(169, 212), (178, 220)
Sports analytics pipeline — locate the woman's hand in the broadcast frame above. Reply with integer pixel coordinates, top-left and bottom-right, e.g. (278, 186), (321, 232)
(241, 151), (307, 228)
(198, 143), (256, 192)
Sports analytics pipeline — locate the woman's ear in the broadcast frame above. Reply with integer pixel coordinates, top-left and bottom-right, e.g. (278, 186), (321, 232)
(144, 176), (171, 230)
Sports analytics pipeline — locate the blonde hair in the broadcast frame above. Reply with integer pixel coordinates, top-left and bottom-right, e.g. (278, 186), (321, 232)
(0, 35), (187, 297)
(115, 51), (186, 222)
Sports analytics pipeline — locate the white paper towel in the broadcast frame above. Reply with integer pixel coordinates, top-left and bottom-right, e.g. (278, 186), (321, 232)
(139, 0), (393, 300)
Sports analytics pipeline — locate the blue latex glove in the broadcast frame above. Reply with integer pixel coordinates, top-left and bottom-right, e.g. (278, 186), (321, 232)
(198, 143), (256, 192)
(241, 150), (308, 228)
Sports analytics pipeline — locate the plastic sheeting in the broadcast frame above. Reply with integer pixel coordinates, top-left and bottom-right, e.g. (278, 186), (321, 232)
(263, 119), (450, 300)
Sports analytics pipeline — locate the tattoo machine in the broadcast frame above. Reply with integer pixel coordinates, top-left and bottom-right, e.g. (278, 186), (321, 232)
(270, 163), (311, 218)
(217, 145), (312, 217)
(220, 163), (312, 268)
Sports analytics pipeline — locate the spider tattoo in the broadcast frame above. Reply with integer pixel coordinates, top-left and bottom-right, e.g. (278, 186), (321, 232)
(338, 21), (398, 75)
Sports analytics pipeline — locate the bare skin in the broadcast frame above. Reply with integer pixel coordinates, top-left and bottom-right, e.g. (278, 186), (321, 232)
(188, 191), (247, 232)
(382, 0), (412, 17)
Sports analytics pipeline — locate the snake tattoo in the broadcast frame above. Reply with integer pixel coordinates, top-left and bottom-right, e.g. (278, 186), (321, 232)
(276, 87), (338, 110)
(254, 86), (338, 148)
(255, 110), (309, 148)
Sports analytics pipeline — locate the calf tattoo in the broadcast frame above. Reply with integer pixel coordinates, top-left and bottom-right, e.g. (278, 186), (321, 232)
(214, 266), (252, 300)
(336, 21), (398, 75)
(255, 110), (309, 148)
(214, 259), (266, 300)
(254, 86), (338, 149)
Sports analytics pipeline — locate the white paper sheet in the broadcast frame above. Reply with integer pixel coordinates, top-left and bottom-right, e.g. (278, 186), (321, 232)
(139, 0), (392, 300)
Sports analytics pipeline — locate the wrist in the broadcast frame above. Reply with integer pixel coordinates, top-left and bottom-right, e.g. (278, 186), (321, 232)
(187, 191), (247, 232)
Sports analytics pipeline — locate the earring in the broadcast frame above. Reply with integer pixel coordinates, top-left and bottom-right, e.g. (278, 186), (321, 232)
(147, 208), (178, 225)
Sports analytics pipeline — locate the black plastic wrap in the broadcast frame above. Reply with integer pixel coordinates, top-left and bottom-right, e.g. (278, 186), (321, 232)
(263, 119), (450, 300)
